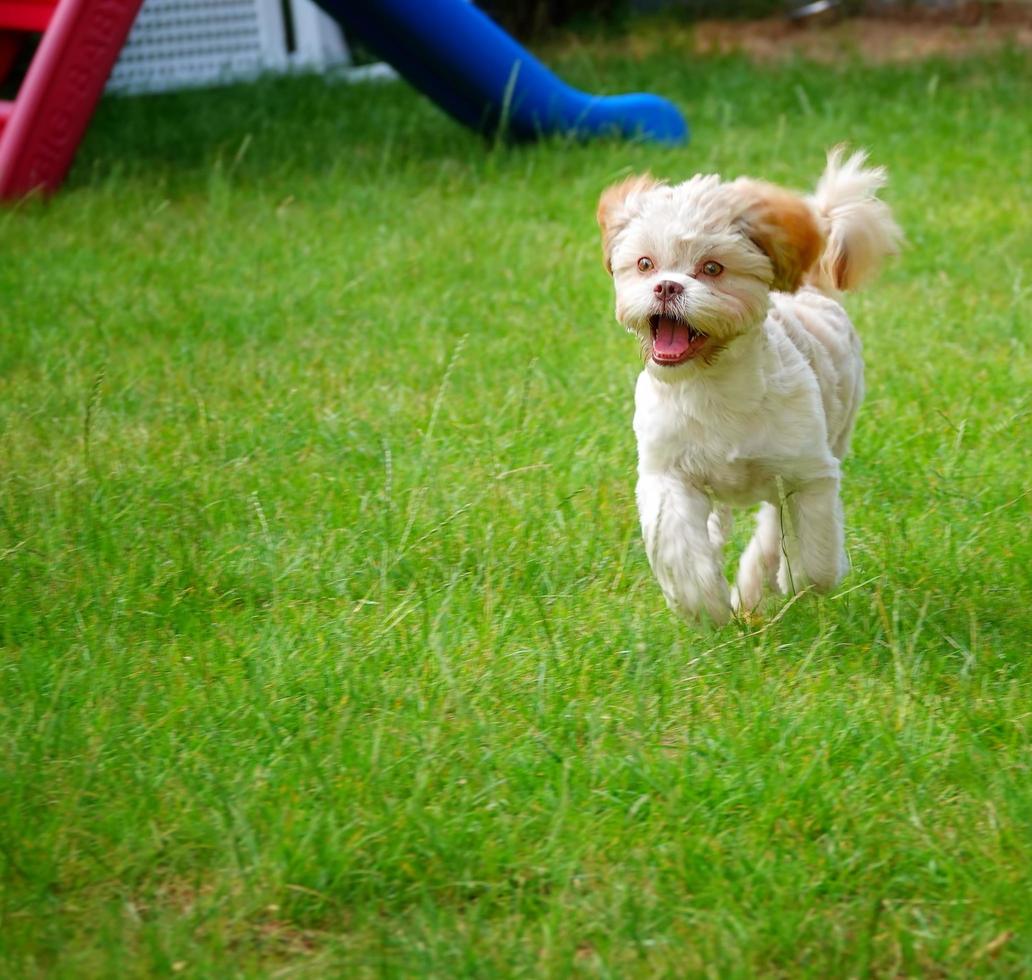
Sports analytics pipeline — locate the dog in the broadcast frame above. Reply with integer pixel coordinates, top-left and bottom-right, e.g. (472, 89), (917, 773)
(597, 148), (901, 625)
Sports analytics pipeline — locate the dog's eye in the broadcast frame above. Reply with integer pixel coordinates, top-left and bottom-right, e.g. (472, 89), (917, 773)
(701, 261), (724, 276)
(637, 257), (654, 273)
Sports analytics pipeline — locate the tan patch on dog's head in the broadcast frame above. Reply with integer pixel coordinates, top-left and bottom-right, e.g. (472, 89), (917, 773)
(732, 179), (825, 292)
(597, 174), (662, 275)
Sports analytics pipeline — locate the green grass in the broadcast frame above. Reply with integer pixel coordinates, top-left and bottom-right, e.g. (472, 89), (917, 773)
(1, 36), (1030, 977)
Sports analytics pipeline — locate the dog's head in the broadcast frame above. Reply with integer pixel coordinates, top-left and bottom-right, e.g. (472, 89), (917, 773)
(597, 172), (825, 379)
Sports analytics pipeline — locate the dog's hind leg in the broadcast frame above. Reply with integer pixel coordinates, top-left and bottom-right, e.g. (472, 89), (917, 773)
(707, 505), (732, 551)
(732, 502), (783, 613)
(779, 478), (847, 594)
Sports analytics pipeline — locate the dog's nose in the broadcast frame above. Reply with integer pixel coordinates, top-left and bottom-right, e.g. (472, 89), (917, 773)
(654, 280), (684, 302)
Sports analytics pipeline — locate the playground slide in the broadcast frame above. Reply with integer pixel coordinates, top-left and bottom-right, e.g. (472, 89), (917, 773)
(0, 0), (144, 199)
(315, 0), (688, 144)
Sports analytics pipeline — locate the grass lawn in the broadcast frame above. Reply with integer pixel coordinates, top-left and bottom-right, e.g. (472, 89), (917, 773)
(1, 29), (1030, 977)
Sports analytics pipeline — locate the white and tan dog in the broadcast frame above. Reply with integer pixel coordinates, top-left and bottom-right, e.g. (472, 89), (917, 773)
(597, 149), (901, 625)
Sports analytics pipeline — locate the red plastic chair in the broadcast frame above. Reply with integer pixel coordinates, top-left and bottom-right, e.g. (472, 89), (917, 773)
(0, 0), (142, 200)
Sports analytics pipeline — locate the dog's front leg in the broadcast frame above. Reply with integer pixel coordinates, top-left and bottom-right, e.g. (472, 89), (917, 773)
(637, 471), (731, 626)
(780, 477), (848, 595)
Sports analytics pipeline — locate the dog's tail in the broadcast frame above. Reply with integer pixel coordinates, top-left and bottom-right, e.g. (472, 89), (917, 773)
(807, 147), (902, 295)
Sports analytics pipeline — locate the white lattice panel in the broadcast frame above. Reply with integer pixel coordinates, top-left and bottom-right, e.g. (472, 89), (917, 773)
(107, 0), (349, 95)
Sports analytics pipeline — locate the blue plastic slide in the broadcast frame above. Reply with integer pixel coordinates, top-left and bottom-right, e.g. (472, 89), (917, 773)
(315, 0), (688, 144)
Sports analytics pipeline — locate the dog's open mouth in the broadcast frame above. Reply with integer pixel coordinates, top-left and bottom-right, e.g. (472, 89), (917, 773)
(649, 314), (709, 365)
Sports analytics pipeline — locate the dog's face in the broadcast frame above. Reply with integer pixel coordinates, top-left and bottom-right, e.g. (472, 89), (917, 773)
(598, 173), (824, 379)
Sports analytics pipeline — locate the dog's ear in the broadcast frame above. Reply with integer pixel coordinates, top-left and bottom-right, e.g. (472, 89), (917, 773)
(734, 180), (825, 292)
(597, 174), (660, 275)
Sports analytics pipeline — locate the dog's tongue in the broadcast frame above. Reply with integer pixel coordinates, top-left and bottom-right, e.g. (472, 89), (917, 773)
(653, 316), (695, 361)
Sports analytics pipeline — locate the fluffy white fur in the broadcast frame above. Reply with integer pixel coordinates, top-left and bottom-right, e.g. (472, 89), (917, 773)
(597, 148), (901, 626)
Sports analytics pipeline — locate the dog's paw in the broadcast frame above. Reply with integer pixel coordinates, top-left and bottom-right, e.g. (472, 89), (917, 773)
(729, 587), (763, 626)
(666, 591), (732, 629)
